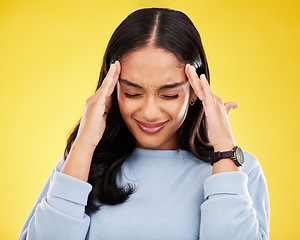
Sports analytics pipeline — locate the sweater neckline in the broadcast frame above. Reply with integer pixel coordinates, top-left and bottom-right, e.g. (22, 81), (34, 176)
(132, 147), (191, 159)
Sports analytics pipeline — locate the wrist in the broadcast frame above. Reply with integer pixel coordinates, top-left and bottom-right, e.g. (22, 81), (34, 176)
(211, 145), (244, 174)
(62, 139), (95, 182)
(73, 138), (96, 153)
(213, 143), (235, 152)
(212, 159), (241, 174)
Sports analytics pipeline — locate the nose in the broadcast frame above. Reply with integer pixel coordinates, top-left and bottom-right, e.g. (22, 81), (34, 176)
(140, 95), (162, 122)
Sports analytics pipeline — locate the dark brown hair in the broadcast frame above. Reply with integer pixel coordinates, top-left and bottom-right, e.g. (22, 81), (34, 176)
(64, 8), (213, 212)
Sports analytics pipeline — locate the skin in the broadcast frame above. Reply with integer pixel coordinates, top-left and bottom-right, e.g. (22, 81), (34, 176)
(61, 46), (240, 182)
(117, 47), (191, 150)
(185, 64), (240, 174)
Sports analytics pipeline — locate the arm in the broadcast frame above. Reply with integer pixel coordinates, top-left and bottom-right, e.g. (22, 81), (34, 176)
(185, 65), (270, 239)
(200, 152), (270, 239)
(19, 155), (93, 240)
(19, 62), (121, 239)
(61, 61), (121, 182)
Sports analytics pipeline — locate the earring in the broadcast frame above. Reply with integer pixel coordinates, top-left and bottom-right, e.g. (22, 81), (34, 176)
(190, 101), (195, 105)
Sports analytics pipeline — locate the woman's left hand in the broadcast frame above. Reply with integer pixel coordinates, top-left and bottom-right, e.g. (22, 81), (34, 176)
(185, 64), (238, 152)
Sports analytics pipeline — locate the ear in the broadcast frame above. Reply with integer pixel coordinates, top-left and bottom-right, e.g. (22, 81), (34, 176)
(190, 92), (197, 102)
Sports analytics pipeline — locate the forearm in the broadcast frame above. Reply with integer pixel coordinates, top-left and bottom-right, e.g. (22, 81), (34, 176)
(200, 172), (268, 240)
(200, 152), (270, 240)
(19, 169), (92, 240)
(61, 139), (95, 182)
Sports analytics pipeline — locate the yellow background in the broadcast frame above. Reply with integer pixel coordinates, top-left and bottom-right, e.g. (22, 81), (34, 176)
(1, 0), (299, 239)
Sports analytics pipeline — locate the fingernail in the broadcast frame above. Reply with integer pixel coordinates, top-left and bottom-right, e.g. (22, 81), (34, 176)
(200, 74), (206, 80)
(109, 62), (115, 69)
(189, 65), (196, 73)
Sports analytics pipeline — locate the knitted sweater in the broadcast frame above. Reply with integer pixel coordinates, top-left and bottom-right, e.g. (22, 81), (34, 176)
(19, 148), (270, 239)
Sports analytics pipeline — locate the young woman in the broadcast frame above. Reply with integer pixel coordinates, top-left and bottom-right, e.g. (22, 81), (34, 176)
(20, 8), (270, 240)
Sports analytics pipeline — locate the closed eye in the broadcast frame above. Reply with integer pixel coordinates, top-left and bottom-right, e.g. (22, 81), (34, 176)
(124, 93), (142, 98)
(124, 93), (179, 100)
(160, 94), (179, 100)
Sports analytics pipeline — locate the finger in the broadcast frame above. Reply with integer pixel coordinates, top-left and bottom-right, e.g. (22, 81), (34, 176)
(103, 62), (121, 114)
(107, 60), (121, 96)
(199, 74), (215, 103)
(224, 102), (239, 115)
(185, 64), (205, 100)
(215, 95), (224, 105)
(95, 62), (119, 98)
(101, 62), (118, 94)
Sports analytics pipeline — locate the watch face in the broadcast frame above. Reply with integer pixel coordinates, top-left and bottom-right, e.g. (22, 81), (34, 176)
(235, 146), (244, 166)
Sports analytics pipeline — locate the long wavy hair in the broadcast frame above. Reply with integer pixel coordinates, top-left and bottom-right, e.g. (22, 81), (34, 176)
(64, 8), (213, 212)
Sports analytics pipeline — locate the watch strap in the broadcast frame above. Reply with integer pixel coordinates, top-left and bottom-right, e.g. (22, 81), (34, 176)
(211, 150), (235, 166)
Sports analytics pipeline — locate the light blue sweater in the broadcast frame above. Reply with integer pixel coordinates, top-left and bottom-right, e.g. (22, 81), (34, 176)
(20, 148), (270, 239)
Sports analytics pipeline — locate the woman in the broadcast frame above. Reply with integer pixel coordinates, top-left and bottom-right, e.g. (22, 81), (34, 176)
(19, 8), (270, 239)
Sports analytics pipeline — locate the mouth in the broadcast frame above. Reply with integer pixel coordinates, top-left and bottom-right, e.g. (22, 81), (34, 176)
(135, 119), (169, 134)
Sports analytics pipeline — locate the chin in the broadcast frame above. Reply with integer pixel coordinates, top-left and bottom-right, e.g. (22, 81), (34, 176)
(135, 135), (177, 150)
(136, 139), (163, 150)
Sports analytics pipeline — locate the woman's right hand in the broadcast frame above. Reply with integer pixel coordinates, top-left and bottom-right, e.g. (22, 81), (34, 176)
(75, 61), (121, 151)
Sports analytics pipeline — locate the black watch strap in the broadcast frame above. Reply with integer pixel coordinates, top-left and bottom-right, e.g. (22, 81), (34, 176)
(211, 146), (244, 167)
(211, 150), (235, 166)
(215, 151), (234, 160)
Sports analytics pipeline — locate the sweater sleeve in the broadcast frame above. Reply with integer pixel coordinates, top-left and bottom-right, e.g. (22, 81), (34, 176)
(199, 152), (270, 240)
(19, 154), (93, 240)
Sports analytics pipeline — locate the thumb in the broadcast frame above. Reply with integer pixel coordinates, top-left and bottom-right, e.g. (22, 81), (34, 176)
(224, 102), (239, 115)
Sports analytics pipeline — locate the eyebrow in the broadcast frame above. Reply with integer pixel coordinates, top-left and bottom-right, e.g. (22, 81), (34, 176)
(119, 79), (184, 90)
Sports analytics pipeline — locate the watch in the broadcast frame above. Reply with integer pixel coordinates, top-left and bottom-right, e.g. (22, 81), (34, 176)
(211, 146), (244, 167)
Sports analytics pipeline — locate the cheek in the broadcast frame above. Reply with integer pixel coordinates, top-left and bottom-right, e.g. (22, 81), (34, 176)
(175, 96), (190, 119)
(117, 83), (127, 116)
(118, 96), (129, 117)
(175, 88), (190, 119)
(117, 92), (138, 118)
(163, 93), (190, 122)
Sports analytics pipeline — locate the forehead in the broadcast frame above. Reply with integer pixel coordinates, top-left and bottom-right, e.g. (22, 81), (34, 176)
(120, 47), (187, 88)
